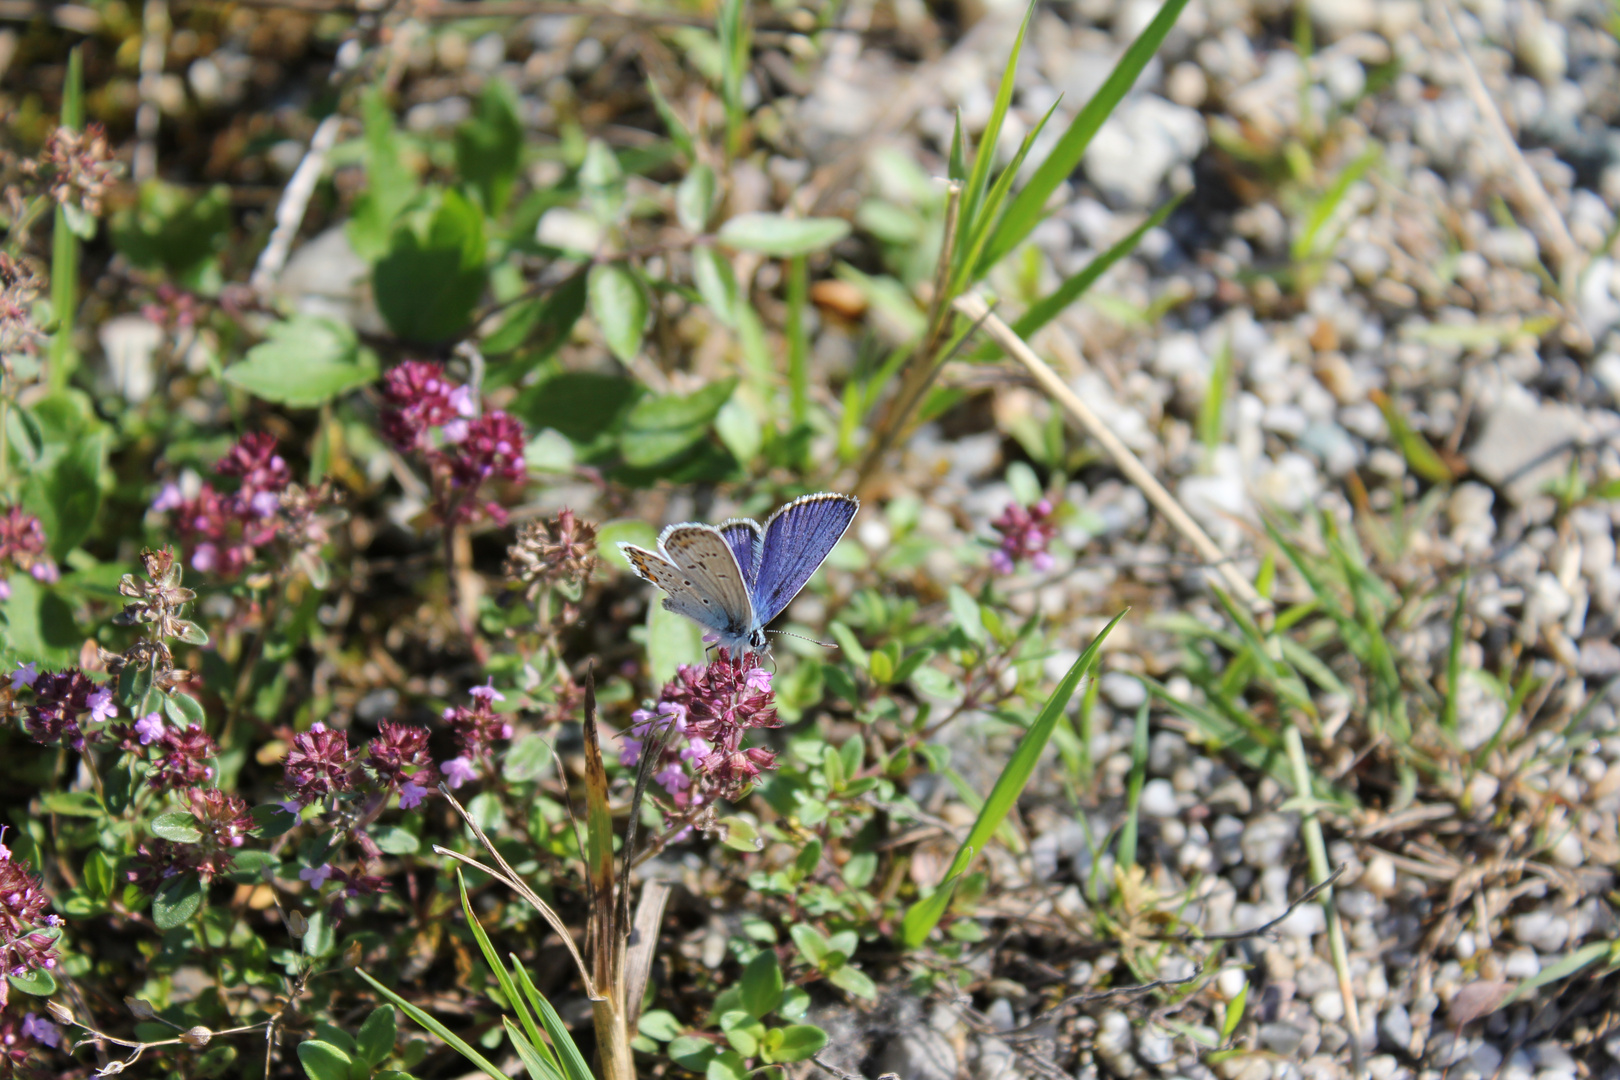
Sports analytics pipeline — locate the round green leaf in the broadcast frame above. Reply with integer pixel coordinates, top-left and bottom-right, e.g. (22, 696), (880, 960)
(151, 812), (202, 844)
(151, 873), (204, 930)
(769, 1025), (829, 1063)
(6, 968), (55, 997)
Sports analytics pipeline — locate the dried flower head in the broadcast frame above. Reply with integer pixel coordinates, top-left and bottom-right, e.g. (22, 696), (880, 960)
(507, 508), (599, 594)
(115, 548), (201, 643)
(27, 124), (119, 216)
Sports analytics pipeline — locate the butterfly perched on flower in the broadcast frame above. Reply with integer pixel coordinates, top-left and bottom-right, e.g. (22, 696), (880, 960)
(619, 493), (859, 655)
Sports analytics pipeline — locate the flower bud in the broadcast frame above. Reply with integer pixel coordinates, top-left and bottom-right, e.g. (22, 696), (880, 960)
(286, 910), (308, 937)
(45, 1000), (73, 1024)
(179, 1025), (212, 1048)
(124, 996), (157, 1020)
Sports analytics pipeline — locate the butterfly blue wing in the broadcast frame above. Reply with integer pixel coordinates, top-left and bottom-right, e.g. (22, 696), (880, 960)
(658, 525), (757, 647)
(750, 493), (859, 627)
(717, 518), (763, 588)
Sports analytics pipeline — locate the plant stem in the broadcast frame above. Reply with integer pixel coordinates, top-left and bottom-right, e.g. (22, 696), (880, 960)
(787, 254), (809, 431)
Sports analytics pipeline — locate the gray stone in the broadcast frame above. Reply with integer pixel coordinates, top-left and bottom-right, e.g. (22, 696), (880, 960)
(1466, 400), (1582, 506)
(879, 1028), (958, 1080)
(1380, 1004), (1412, 1053)
(1083, 95), (1205, 208)
(1240, 814), (1296, 867)
(1260, 1021), (1309, 1056)
(1139, 778), (1180, 818)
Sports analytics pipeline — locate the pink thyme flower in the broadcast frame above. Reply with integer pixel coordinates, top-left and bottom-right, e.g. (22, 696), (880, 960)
(0, 507), (57, 585)
(398, 781), (428, 809)
(0, 844), (61, 980)
(20, 1013), (59, 1048)
(282, 725), (355, 806)
(147, 725), (217, 790)
(133, 712), (164, 745)
(300, 863), (333, 889)
(10, 663), (36, 691)
(366, 720), (437, 793)
(441, 756), (477, 789)
(989, 497), (1058, 575)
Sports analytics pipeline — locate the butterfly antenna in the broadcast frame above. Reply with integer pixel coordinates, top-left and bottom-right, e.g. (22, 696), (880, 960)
(768, 629), (839, 649)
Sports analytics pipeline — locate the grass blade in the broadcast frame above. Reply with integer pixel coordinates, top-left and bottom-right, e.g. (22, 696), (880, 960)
(953, 97), (1063, 293)
(958, 0), (1036, 252)
(978, 0), (1190, 273)
(1441, 573), (1468, 734)
(1370, 388), (1454, 484)
(971, 196), (1180, 361)
(1198, 335), (1233, 457)
(355, 969), (506, 1080)
(1292, 144), (1379, 264)
(456, 869), (546, 1056)
(511, 957), (598, 1080)
(49, 46), (84, 391)
(1116, 697), (1150, 870)
(900, 609), (1127, 947)
(505, 1017), (566, 1080)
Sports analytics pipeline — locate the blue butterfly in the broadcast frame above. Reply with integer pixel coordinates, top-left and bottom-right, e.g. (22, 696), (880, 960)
(619, 493), (859, 655)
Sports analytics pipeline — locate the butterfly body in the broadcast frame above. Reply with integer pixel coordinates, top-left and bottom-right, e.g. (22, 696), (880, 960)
(619, 493), (859, 655)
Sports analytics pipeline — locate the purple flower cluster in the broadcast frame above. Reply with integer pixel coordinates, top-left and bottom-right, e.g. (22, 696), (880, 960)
(621, 650), (781, 806)
(379, 361), (527, 525)
(441, 682), (513, 789)
(0, 507), (58, 600)
(281, 717), (440, 811)
(0, 1006), (60, 1075)
(142, 723), (218, 791)
(989, 497), (1058, 574)
(15, 669), (115, 751)
(129, 788), (254, 888)
(154, 432), (292, 576)
(365, 721), (437, 809)
(0, 830), (61, 997)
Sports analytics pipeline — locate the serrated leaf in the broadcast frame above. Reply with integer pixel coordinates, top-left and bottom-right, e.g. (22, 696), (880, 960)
(224, 317), (378, 408)
(717, 214), (850, 257)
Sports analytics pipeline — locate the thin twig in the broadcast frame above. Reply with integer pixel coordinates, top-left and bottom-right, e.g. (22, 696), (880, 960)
(954, 293), (1272, 617)
(249, 113), (343, 295)
(1147, 863), (1347, 943)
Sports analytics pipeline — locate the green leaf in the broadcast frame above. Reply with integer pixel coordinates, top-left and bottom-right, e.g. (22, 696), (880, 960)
(504, 734), (556, 783)
(358, 970), (507, 1080)
(507, 956), (596, 1080)
(151, 873), (204, 930)
(2, 574), (80, 666)
(515, 371), (641, 447)
(372, 825), (420, 855)
(22, 428), (106, 558)
(84, 849), (115, 900)
(648, 601), (706, 686)
(225, 850), (278, 883)
(692, 245), (741, 328)
(111, 180), (231, 276)
(298, 1040), (355, 1080)
(374, 188), (488, 344)
(1221, 984), (1247, 1042)
(251, 803), (300, 838)
(505, 1017), (566, 1080)
(947, 586), (986, 645)
(7, 969), (55, 997)
(900, 610), (1127, 948)
(1372, 389), (1454, 485)
(707, 1050), (748, 1080)
(979, 0), (1191, 272)
(668, 1034), (715, 1070)
(348, 86), (420, 261)
(620, 377), (737, 468)
(677, 164), (717, 234)
(39, 790), (102, 816)
(303, 908), (336, 958)
(958, 0), (1036, 242)
(588, 263), (650, 364)
(455, 78), (525, 215)
(638, 1010), (682, 1042)
(739, 949), (785, 1019)
(714, 397), (761, 465)
(152, 812), (203, 844)
(224, 316), (378, 408)
(789, 924), (830, 967)
(767, 1025), (828, 1063)
(484, 271), (587, 366)
(717, 214), (851, 257)
(1501, 942), (1612, 1006)
(164, 691), (206, 727)
(826, 964), (877, 1000)
(647, 77), (695, 161)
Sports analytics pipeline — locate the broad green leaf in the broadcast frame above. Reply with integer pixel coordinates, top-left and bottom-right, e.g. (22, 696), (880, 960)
(22, 427), (105, 559)
(111, 180), (231, 276)
(707, 1050), (748, 1080)
(619, 377), (737, 467)
(224, 316), (378, 408)
(714, 397), (761, 464)
(717, 214), (850, 257)
(484, 271), (588, 367)
(303, 908), (336, 958)
(374, 188), (488, 344)
(826, 964), (877, 999)
(456, 78), (524, 215)
(767, 1025), (829, 1063)
(83, 850), (115, 900)
(297, 1040), (354, 1080)
(151, 812), (202, 844)
(789, 924), (829, 967)
(588, 263), (649, 364)
(151, 873), (204, 930)
(357, 970), (506, 1080)
(504, 734), (556, 783)
(7, 969), (55, 997)
(164, 690), (206, 727)
(372, 825), (420, 855)
(358, 1003), (398, 1075)
(638, 1010), (682, 1042)
(648, 601), (706, 686)
(979, 0), (1191, 272)
(947, 586), (986, 644)
(515, 371), (641, 447)
(900, 610), (1127, 947)
(740, 950), (784, 1018)
(2, 574), (79, 666)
